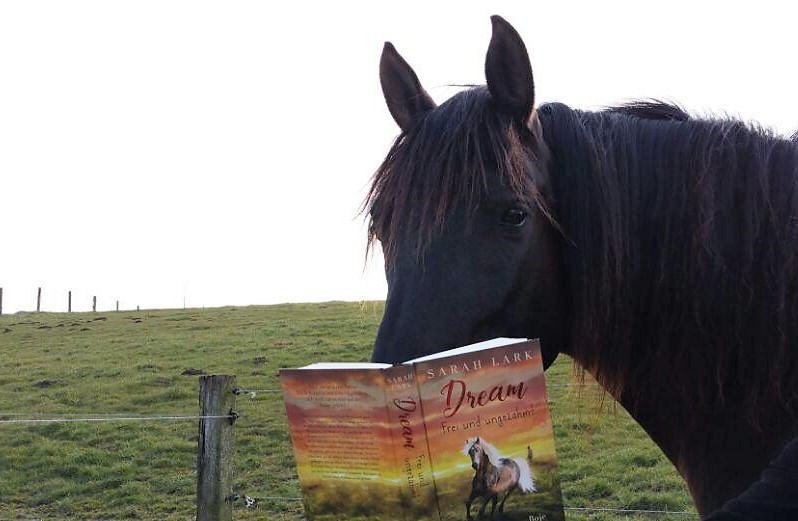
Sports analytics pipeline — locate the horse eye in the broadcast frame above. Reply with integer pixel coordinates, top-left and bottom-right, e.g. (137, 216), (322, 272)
(500, 209), (528, 227)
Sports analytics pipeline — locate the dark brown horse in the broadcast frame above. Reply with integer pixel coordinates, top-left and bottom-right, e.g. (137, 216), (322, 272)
(367, 16), (798, 518)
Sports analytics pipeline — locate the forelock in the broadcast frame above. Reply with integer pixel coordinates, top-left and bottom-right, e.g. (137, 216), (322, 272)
(365, 86), (537, 265)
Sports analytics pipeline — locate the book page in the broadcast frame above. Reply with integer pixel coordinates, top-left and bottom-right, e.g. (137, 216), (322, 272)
(406, 337), (528, 363)
(299, 362), (392, 370)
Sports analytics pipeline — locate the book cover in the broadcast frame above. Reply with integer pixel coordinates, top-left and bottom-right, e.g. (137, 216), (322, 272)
(279, 338), (564, 521)
(411, 339), (564, 521)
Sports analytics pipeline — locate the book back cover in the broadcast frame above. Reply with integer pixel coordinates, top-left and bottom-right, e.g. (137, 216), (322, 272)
(280, 368), (406, 520)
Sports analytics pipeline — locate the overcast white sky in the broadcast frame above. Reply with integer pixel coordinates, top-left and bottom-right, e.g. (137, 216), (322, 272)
(1, 1), (795, 313)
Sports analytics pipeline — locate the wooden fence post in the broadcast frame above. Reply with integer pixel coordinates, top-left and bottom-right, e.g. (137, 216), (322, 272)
(0, 287), (3, 315)
(68, 291), (72, 313)
(196, 375), (237, 521)
(37, 287), (41, 312)
(92, 296), (96, 312)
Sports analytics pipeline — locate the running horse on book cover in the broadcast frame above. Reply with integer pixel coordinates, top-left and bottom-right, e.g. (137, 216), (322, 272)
(366, 15), (798, 519)
(463, 437), (536, 520)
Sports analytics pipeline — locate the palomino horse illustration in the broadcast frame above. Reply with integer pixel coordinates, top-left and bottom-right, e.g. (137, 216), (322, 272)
(463, 437), (535, 520)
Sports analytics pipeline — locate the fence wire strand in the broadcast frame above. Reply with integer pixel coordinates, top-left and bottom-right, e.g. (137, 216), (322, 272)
(563, 506), (698, 516)
(0, 414), (234, 425)
(243, 494), (699, 517)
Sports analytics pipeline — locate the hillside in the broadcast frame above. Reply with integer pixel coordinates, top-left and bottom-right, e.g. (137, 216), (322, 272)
(0, 302), (693, 520)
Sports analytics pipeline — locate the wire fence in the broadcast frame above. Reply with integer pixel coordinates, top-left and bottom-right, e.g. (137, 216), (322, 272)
(1, 382), (701, 519)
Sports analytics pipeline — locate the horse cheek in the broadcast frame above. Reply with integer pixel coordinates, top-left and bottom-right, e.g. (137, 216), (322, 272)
(468, 227), (546, 336)
(519, 219), (568, 365)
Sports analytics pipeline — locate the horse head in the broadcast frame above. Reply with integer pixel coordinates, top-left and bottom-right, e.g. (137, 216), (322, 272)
(464, 437), (485, 471)
(368, 16), (567, 367)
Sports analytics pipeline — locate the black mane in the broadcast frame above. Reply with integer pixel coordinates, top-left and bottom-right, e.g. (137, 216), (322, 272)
(608, 100), (690, 121)
(538, 101), (798, 421)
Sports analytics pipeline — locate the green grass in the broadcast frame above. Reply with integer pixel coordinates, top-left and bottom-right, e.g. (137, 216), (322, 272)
(0, 302), (695, 520)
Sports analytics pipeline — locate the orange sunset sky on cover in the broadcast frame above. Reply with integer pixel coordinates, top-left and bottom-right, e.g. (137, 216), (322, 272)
(413, 342), (554, 474)
(281, 340), (558, 482)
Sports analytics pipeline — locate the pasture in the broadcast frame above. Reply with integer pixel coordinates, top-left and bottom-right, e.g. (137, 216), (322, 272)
(0, 302), (695, 520)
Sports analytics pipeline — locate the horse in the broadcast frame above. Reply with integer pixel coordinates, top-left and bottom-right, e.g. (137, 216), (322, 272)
(366, 15), (798, 518)
(463, 437), (536, 520)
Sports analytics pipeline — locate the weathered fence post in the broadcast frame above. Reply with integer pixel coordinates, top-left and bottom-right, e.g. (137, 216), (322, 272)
(37, 287), (41, 312)
(68, 291), (72, 313)
(0, 287), (3, 315)
(92, 296), (97, 312)
(196, 375), (237, 521)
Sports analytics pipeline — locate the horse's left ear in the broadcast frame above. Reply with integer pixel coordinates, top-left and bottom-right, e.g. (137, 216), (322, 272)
(485, 15), (535, 125)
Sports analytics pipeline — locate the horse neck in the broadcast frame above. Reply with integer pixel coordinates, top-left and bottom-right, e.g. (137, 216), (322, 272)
(475, 449), (494, 481)
(615, 378), (798, 517)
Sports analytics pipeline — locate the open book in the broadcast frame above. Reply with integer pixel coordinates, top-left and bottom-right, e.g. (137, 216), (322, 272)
(279, 338), (564, 521)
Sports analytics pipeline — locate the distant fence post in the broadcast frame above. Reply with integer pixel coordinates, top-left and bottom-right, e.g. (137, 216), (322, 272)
(37, 287), (41, 312)
(68, 291), (72, 313)
(196, 375), (237, 521)
(92, 296), (96, 313)
(0, 287), (3, 315)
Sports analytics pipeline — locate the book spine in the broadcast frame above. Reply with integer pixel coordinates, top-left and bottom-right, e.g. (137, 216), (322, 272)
(380, 366), (409, 521)
(384, 364), (440, 520)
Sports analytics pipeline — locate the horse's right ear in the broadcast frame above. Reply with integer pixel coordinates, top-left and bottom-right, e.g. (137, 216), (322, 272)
(380, 42), (437, 132)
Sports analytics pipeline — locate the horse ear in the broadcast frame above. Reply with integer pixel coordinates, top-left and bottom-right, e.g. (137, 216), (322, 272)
(380, 42), (437, 132)
(485, 15), (535, 124)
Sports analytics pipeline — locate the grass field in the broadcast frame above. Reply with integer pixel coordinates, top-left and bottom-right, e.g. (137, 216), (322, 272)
(0, 302), (696, 520)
